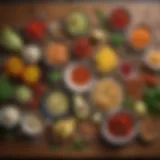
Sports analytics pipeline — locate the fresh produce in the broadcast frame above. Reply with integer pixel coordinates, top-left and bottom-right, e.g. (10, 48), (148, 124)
(65, 11), (89, 36)
(143, 87), (160, 114)
(53, 118), (76, 139)
(0, 76), (14, 101)
(0, 27), (23, 51)
(110, 33), (124, 47)
(22, 65), (41, 85)
(5, 56), (25, 77)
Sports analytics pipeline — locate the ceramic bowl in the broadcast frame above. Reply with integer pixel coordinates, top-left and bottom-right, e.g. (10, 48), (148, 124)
(101, 108), (139, 146)
(63, 62), (95, 93)
(143, 48), (160, 71)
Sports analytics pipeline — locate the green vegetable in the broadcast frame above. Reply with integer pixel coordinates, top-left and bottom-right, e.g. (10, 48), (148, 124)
(47, 71), (61, 83)
(110, 33), (124, 47)
(0, 76), (14, 101)
(0, 26), (23, 51)
(65, 11), (89, 36)
(143, 87), (160, 114)
(71, 137), (86, 150)
(122, 96), (134, 108)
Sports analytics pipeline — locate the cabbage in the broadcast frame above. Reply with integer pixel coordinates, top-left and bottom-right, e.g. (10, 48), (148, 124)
(0, 27), (23, 51)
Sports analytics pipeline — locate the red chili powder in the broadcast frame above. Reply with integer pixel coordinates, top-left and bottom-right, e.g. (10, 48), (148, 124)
(110, 8), (129, 29)
(107, 112), (133, 137)
(73, 38), (92, 58)
(71, 65), (91, 85)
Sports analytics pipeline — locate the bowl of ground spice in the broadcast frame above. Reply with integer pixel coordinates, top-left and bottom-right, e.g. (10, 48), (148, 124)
(127, 25), (152, 51)
(63, 62), (94, 93)
(101, 108), (139, 146)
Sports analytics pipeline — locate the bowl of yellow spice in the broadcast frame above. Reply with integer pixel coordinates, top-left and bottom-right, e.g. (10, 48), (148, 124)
(94, 46), (118, 73)
(144, 48), (160, 71)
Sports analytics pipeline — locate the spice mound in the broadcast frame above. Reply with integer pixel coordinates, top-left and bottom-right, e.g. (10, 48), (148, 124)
(110, 8), (129, 30)
(95, 46), (118, 73)
(128, 26), (151, 50)
(71, 65), (91, 86)
(91, 78), (122, 110)
(107, 112), (133, 137)
(73, 38), (92, 59)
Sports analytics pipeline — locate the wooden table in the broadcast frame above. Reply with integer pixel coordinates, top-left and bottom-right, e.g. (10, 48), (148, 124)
(0, 2), (160, 158)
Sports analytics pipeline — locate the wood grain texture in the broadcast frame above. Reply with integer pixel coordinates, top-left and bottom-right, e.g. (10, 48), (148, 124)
(0, 3), (160, 158)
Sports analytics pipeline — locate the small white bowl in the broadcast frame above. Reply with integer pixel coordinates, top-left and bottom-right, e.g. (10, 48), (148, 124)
(63, 62), (95, 93)
(101, 108), (139, 146)
(143, 48), (160, 71)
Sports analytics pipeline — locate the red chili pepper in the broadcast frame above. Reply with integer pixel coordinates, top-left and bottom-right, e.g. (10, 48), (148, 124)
(25, 20), (46, 40)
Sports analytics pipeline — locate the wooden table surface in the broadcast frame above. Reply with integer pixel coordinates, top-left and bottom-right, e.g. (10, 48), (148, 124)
(0, 2), (160, 158)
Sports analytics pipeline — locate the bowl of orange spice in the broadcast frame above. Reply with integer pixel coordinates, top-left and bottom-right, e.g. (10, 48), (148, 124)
(63, 62), (94, 93)
(127, 25), (152, 51)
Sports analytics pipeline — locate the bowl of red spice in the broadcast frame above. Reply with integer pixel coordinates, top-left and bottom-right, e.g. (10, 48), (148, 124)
(101, 108), (139, 146)
(63, 62), (94, 93)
